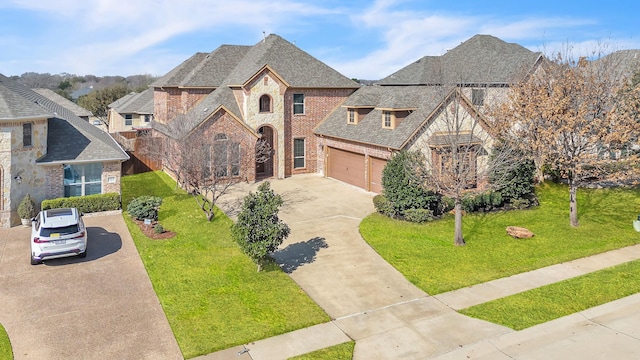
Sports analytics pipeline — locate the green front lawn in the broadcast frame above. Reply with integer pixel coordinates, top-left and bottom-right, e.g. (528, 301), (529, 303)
(0, 323), (11, 360)
(122, 172), (329, 358)
(460, 259), (640, 330)
(361, 182), (640, 294)
(288, 341), (355, 360)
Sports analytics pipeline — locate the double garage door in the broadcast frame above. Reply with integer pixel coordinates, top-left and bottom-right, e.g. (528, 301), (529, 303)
(327, 147), (386, 193)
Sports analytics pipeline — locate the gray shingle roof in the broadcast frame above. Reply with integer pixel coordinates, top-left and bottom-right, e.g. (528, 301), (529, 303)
(0, 74), (129, 163)
(315, 86), (447, 149)
(598, 49), (640, 82)
(111, 89), (154, 114)
(377, 35), (542, 85)
(154, 86), (246, 140)
(32, 88), (93, 117)
(152, 45), (252, 88)
(0, 82), (50, 119)
(223, 34), (359, 88)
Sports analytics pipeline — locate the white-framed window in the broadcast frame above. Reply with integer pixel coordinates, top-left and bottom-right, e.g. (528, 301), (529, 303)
(382, 111), (394, 129)
(348, 109), (357, 124)
(293, 93), (305, 115)
(294, 138), (305, 168)
(213, 133), (241, 177)
(259, 94), (271, 113)
(64, 163), (102, 197)
(472, 88), (485, 106)
(125, 114), (133, 126)
(23, 123), (32, 147)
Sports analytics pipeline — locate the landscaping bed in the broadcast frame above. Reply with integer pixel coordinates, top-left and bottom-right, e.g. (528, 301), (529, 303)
(122, 171), (328, 358)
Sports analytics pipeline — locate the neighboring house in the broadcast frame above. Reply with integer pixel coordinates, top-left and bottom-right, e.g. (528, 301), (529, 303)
(0, 74), (129, 227)
(151, 34), (359, 182)
(315, 35), (543, 192)
(107, 89), (154, 133)
(32, 88), (93, 121)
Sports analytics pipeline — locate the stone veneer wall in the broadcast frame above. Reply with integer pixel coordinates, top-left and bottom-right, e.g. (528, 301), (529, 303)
(1, 119), (48, 226)
(102, 161), (122, 194)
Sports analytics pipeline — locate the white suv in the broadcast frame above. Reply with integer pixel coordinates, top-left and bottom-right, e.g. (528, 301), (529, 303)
(30, 208), (87, 265)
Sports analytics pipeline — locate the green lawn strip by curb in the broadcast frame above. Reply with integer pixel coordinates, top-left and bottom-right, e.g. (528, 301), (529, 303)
(460, 259), (640, 330)
(0, 323), (12, 360)
(288, 341), (355, 360)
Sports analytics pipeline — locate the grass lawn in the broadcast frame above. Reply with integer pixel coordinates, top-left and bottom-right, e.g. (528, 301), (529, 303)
(0, 323), (11, 360)
(122, 171), (329, 358)
(288, 341), (355, 360)
(460, 259), (640, 330)
(360, 182), (640, 294)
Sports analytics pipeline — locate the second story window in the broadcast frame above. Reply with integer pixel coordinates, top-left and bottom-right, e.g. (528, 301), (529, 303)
(125, 114), (133, 126)
(144, 114), (152, 123)
(472, 88), (485, 106)
(382, 111), (394, 129)
(348, 109), (357, 124)
(23, 123), (32, 147)
(259, 95), (271, 113)
(293, 93), (305, 115)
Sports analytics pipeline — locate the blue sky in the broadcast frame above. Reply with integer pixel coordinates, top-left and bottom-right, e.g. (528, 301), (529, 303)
(1, 0), (638, 80)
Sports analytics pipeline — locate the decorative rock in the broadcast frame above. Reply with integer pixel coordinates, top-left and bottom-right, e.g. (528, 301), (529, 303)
(506, 226), (534, 239)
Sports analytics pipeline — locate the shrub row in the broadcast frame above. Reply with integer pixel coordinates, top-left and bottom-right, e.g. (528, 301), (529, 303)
(42, 193), (121, 213)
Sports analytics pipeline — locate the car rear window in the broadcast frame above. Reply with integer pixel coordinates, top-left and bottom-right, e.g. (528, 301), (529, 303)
(40, 225), (80, 237)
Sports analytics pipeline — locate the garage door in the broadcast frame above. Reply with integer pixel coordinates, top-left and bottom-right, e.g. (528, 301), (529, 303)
(369, 157), (387, 193)
(327, 147), (365, 189)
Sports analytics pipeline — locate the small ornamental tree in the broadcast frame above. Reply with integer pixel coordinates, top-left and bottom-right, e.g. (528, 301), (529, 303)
(17, 194), (37, 220)
(231, 182), (290, 272)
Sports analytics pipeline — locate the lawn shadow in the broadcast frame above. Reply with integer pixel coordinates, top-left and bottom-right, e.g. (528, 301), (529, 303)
(44, 227), (122, 266)
(273, 237), (328, 273)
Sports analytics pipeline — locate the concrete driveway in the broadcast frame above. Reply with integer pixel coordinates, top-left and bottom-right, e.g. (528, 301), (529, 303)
(219, 175), (510, 359)
(0, 212), (182, 360)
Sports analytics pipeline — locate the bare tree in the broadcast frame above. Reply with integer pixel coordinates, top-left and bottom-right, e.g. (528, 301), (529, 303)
(494, 46), (640, 227)
(141, 112), (271, 221)
(408, 88), (518, 246)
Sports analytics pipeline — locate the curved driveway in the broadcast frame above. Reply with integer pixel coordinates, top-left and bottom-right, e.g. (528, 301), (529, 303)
(0, 213), (182, 360)
(220, 174), (509, 359)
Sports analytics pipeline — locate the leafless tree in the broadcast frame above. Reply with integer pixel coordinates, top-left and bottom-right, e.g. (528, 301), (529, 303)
(408, 88), (518, 246)
(141, 112), (271, 221)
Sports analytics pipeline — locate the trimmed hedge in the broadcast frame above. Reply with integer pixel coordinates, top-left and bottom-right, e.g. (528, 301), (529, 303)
(42, 193), (121, 213)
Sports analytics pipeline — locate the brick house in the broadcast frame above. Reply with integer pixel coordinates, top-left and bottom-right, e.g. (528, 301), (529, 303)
(0, 74), (129, 227)
(150, 34), (359, 182)
(315, 35), (543, 192)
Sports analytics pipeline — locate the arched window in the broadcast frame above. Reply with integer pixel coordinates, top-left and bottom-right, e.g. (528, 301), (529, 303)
(259, 94), (271, 113)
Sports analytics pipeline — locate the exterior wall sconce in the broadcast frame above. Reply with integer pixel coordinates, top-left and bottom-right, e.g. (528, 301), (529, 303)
(14, 175), (22, 184)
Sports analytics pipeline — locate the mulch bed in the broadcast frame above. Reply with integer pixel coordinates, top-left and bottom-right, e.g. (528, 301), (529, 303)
(133, 219), (176, 240)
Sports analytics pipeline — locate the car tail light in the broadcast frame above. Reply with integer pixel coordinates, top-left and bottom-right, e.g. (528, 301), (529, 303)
(72, 231), (85, 239)
(33, 237), (45, 243)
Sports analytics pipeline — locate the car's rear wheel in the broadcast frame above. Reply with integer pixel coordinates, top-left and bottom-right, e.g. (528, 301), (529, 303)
(30, 256), (40, 265)
(78, 250), (87, 258)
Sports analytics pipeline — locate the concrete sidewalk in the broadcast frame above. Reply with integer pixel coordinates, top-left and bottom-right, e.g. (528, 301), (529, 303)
(199, 243), (640, 360)
(206, 175), (640, 360)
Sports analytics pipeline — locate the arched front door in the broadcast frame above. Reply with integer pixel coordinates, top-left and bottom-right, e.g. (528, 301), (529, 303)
(256, 126), (275, 178)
